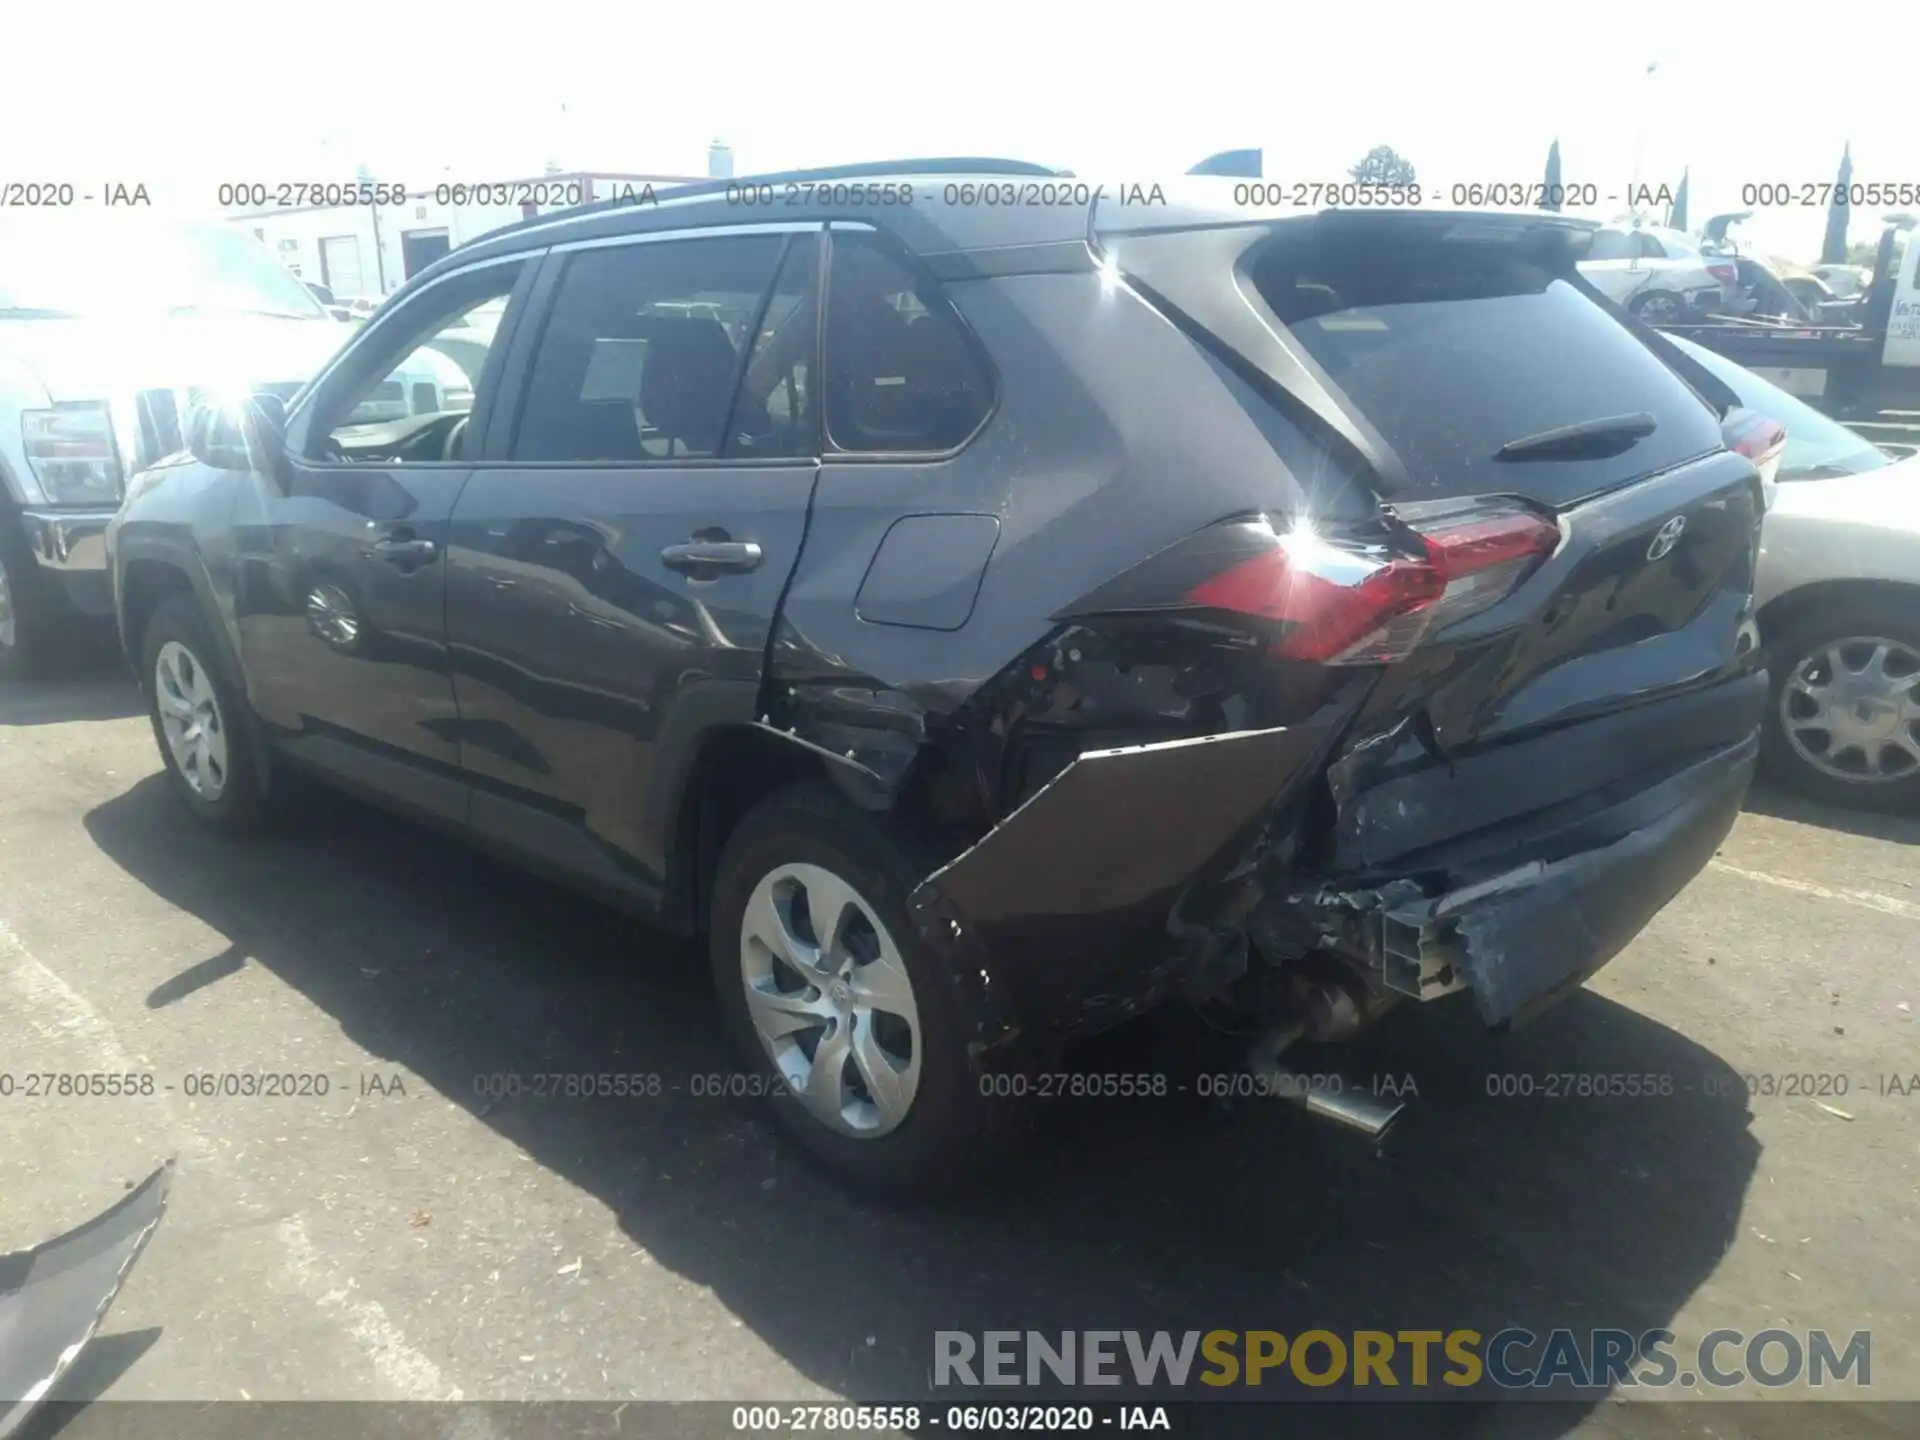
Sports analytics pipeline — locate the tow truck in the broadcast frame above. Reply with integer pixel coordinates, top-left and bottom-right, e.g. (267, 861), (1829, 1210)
(1652, 217), (1920, 424)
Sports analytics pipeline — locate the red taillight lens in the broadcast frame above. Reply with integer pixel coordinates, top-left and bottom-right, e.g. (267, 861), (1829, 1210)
(1724, 413), (1788, 510)
(1185, 509), (1559, 665)
(1708, 263), (1738, 286)
(1728, 415), (1787, 483)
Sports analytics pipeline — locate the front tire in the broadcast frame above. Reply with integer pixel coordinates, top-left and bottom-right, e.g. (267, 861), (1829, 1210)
(0, 509), (54, 681)
(1762, 600), (1920, 811)
(141, 595), (272, 833)
(709, 783), (1008, 1195)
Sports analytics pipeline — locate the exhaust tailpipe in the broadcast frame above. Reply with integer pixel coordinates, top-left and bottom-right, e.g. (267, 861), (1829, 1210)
(1245, 1029), (1406, 1140)
(1274, 1068), (1406, 1138)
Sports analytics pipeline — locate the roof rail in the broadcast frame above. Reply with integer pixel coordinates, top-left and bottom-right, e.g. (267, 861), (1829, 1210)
(472, 157), (1069, 246)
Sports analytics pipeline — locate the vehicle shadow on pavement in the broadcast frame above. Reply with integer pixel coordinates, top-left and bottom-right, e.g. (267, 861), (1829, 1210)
(1742, 779), (1920, 845)
(84, 777), (1762, 1439)
(0, 642), (142, 727)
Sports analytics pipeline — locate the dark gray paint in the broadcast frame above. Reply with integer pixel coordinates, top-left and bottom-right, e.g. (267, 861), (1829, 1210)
(854, 514), (1001, 631)
(231, 460), (471, 772)
(773, 267), (1322, 715)
(444, 460), (816, 884)
(917, 724), (1328, 925)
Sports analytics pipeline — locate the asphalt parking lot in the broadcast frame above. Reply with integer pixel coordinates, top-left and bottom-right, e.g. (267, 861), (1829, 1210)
(3, 645), (1917, 1440)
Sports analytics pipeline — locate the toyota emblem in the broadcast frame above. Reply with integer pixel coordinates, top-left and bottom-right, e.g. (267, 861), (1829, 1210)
(1646, 516), (1687, 561)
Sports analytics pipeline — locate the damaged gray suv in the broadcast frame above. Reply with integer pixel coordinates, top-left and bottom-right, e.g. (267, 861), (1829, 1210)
(109, 161), (1768, 1192)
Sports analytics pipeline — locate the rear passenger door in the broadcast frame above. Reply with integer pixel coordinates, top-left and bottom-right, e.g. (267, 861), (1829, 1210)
(444, 225), (822, 898)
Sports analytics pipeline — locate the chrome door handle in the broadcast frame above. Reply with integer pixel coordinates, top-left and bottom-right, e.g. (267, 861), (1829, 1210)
(371, 536), (439, 566)
(660, 540), (762, 575)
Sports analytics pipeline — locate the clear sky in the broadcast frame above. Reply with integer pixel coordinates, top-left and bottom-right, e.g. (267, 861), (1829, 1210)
(6, 0), (1906, 264)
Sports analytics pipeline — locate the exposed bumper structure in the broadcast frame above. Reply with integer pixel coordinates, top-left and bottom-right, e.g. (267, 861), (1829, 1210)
(1377, 732), (1757, 1025)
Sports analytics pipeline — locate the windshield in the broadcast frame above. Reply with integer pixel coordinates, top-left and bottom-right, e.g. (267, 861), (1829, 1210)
(0, 218), (327, 320)
(1664, 334), (1893, 480)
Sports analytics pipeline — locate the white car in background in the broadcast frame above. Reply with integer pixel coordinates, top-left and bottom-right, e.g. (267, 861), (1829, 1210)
(1669, 333), (1920, 809)
(1580, 223), (1736, 322)
(1810, 263), (1871, 299)
(0, 216), (469, 678)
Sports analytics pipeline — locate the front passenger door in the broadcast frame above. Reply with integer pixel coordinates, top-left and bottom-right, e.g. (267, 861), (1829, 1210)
(232, 258), (536, 818)
(445, 227), (822, 894)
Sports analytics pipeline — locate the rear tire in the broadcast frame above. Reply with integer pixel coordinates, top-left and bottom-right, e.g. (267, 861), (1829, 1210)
(1762, 600), (1920, 811)
(141, 595), (273, 833)
(708, 783), (1010, 1196)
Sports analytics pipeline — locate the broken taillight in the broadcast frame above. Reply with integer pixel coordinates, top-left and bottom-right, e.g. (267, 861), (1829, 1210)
(1707, 262), (1739, 287)
(1186, 508), (1561, 665)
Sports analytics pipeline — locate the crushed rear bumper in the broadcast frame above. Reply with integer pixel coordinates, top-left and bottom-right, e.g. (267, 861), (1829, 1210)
(1369, 730), (1756, 1025)
(905, 670), (1761, 1058)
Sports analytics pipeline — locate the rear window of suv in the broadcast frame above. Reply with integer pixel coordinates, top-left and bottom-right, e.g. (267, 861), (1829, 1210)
(1244, 218), (1726, 504)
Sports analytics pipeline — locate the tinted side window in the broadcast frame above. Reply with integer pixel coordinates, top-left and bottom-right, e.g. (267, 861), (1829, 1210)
(1632, 232), (1668, 260)
(513, 235), (785, 462)
(824, 232), (992, 453)
(723, 233), (819, 460)
(304, 261), (524, 456)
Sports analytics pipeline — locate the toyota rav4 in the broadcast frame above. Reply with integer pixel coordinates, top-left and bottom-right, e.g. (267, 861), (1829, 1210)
(108, 162), (1769, 1192)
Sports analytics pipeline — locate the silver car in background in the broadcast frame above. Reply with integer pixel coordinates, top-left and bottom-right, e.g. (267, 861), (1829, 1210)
(1669, 333), (1920, 809)
(1579, 223), (1736, 322)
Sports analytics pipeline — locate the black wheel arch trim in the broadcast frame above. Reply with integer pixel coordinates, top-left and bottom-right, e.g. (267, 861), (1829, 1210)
(116, 536), (275, 789)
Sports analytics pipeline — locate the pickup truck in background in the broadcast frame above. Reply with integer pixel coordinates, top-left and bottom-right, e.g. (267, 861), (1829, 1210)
(0, 216), (470, 679)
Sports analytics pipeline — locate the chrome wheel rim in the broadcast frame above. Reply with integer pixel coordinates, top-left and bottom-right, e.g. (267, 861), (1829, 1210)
(1780, 635), (1920, 784)
(0, 554), (15, 651)
(1636, 293), (1684, 322)
(739, 862), (921, 1138)
(154, 641), (230, 799)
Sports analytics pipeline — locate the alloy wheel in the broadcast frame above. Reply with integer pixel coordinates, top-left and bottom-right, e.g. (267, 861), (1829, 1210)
(1780, 635), (1920, 784)
(738, 862), (922, 1138)
(154, 640), (230, 799)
